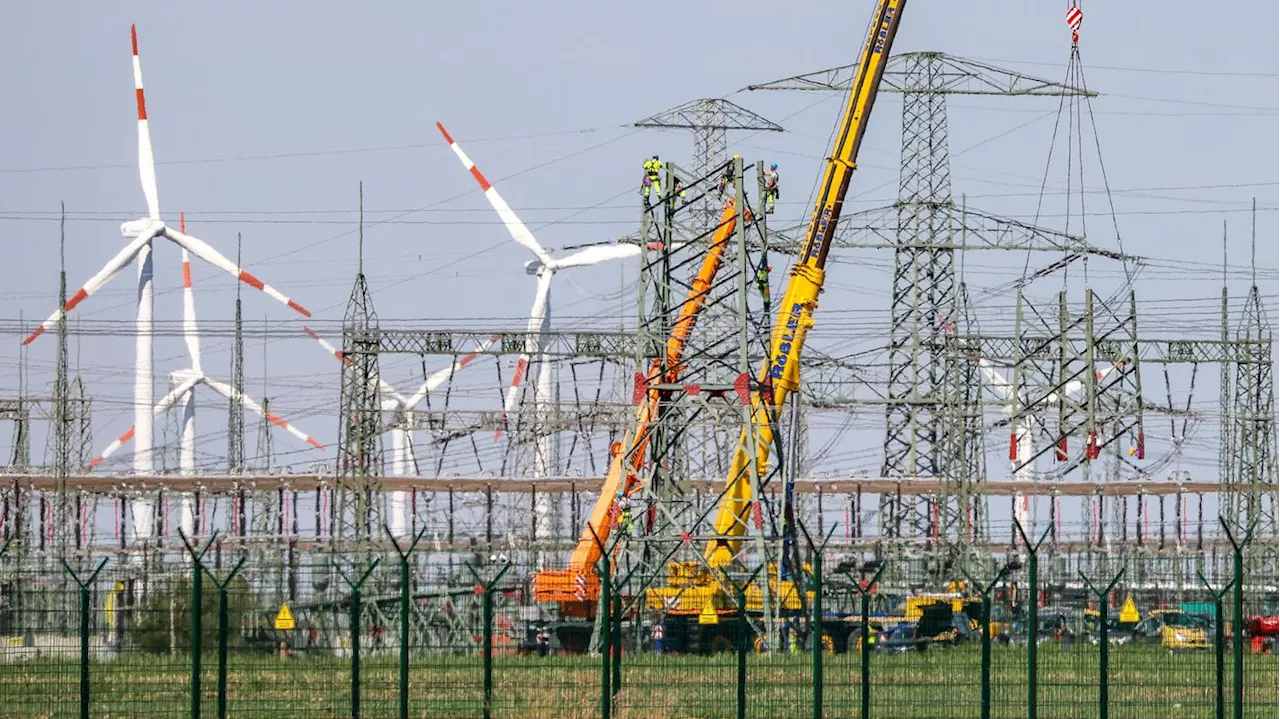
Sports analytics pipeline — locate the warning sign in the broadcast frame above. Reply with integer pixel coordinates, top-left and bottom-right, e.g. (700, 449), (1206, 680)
(274, 603), (296, 631)
(698, 602), (719, 626)
(1118, 595), (1140, 624)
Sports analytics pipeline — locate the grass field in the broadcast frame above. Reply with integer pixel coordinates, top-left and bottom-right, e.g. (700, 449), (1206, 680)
(1, 645), (1276, 718)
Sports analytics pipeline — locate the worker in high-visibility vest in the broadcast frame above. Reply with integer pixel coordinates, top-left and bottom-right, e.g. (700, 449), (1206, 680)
(618, 495), (634, 536)
(763, 162), (780, 214)
(642, 154), (664, 202)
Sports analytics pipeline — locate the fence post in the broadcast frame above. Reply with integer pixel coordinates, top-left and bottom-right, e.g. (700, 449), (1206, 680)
(466, 557), (511, 719)
(1014, 520), (1051, 719)
(61, 557), (108, 719)
(1079, 567), (1126, 719)
(1197, 569), (1234, 719)
(611, 590), (623, 701)
(844, 561), (887, 719)
(724, 566), (763, 719)
(209, 556), (246, 719)
(1220, 518), (1251, 719)
(962, 561), (1016, 719)
(385, 524), (428, 719)
(336, 560), (381, 719)
(796, 520), (835, 719)
(811, 550), (823, 719)
(179, 529), (218, 719)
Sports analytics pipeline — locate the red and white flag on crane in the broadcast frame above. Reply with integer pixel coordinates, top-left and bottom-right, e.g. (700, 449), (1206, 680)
(1066, 5), (1083, 44)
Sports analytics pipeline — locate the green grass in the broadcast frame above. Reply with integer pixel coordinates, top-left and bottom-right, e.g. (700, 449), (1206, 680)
(0, 645), (1276, 718)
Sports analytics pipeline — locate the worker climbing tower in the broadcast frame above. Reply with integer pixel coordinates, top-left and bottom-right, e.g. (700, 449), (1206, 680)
(634, 98), (782, 231)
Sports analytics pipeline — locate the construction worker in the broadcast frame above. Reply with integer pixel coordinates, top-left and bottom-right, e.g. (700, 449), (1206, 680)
(763, 162), (779, 214)
(717, 154), (741, 198)
(618, 495), (634, 536)
(672, 176), (688, 204)
(642, 154), (664, 203)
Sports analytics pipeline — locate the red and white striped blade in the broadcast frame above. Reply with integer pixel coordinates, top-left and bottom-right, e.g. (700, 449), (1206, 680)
(497, 272), (553, 439)
(164, 226), (311, 317)
(22, 227), (160, 345)
(405, 334), (500, 409)
(496, 352), (531, 440)
(204, 377), (326, 450)
(179, 214), (201, 372)
(303, 325), (405, 404)
(87, 425), (137, 470)
(131, 25), (160, 220)
(435, 121), (552, 266)
(303, 325), (349, 365)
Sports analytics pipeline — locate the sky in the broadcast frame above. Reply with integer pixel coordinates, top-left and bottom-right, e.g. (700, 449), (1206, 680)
(0, 0), (1276, 507)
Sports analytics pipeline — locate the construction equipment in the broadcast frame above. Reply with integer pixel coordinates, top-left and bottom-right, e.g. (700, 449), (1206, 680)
(534, 0), (906, 653)
(642, 0), (907, 645)
(700, 0), (905, 569)
(531, 198), (745, 613)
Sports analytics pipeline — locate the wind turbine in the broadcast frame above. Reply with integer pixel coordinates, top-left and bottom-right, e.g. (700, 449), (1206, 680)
(87, 215), (326, 537)
(303, 326), (499, 536)
(435, 122), (643, 472)
(21, 26), (310, 541)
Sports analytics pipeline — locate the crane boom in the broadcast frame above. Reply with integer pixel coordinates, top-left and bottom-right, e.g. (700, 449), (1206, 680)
(705, 0), (906, 567)
(533, 199), (745, 605)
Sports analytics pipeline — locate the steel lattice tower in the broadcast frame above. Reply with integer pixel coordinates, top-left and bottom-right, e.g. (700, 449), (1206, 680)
(749, 52), (1096, 543)
(50, 204), (74, 554)
(335, 183), (384, 544)
(634, 98), (782, 232)
(228, 235), (246, 474)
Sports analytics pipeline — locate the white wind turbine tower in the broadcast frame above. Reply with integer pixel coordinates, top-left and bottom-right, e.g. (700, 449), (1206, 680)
(83, 215), (326, 537)
(22, 25), (311, 542)
(436, 121), (643, 535)
(976, 357), (1118, 531)
(304, 326), (498, 536)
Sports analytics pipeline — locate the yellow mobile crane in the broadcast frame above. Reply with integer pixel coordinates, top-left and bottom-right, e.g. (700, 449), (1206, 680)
(645, 0), (908, 637)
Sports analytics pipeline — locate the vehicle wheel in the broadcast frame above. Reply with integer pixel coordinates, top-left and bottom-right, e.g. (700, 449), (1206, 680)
(710, 634), (733, 654)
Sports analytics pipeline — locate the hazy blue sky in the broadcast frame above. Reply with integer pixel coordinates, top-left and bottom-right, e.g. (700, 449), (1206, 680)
(1, 1), (1276, 483)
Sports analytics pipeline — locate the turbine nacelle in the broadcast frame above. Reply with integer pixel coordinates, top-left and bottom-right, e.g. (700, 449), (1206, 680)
(121, 217), (164, 238)
(524, 259), (548, 276)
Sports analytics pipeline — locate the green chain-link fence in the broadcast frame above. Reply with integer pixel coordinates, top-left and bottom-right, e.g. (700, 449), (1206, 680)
(0, 524), (1276, 718)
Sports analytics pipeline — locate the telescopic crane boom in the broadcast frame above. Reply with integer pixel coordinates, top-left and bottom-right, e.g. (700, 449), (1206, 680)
(533, 199), (746, 606)
(705, 0), (906, 568)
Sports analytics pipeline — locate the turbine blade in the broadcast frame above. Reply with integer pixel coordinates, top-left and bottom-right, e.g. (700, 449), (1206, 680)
(303, 326), (405, 404)
(497, 272), (554, 439)
(87, 426), (137, 470)
(405, 334), (500, 409)
(179, 213), (201, 372)
(550, 243), (641, 270)
(435, 121), (552, 266)
(155, 374), (203, 415)
(975, 356), (1014, 403)
(496, 352), (531, 440)
(22, 228), (159, 344)
(204, 377), (326, 450)
(164, 227), (310, 317)
(131, 24), (160, 220)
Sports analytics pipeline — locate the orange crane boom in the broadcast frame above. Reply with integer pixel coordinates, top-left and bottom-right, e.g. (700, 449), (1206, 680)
(533, 199), (745, 605)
